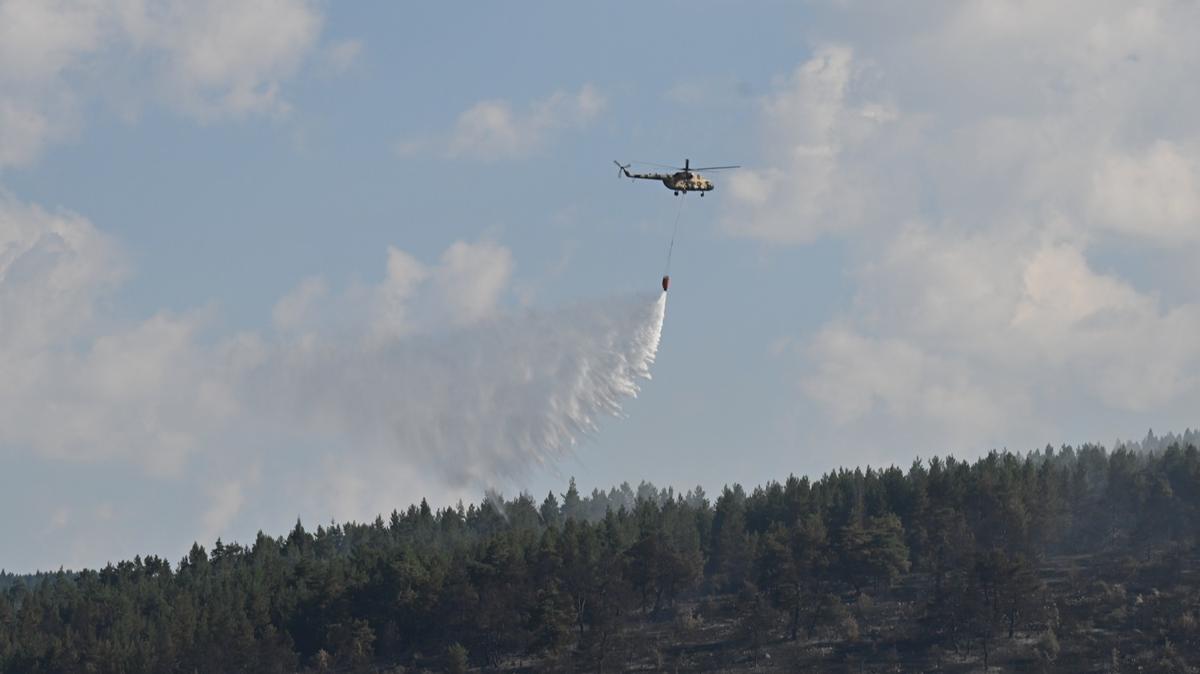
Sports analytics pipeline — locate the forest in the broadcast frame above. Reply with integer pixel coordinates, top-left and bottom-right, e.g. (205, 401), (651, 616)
(2, 432), (1199, 672)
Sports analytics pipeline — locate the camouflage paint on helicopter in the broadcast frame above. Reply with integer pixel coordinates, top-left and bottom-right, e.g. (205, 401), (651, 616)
(613, 159), (739, 196)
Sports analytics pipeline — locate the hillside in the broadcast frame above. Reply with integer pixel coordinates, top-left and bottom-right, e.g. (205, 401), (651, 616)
(2, 442), (1199, 672)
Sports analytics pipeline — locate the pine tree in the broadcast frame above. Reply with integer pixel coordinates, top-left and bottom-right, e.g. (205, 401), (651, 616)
(562, 477), (584, 521)
(540, 491), (562, 529)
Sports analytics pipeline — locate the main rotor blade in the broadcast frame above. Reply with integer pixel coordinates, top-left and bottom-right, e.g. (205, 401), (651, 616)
(630, 160), (683, 170)
(690, 165), (740, 171)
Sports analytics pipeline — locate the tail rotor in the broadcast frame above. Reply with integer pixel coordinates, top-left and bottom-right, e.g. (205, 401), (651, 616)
(613, 160), (631, 179)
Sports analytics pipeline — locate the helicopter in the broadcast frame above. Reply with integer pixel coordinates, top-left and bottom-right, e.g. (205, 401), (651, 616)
(613, 159), (740, 196)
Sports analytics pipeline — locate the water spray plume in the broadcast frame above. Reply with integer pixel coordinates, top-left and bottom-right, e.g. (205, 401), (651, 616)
(257, 291), (668, 486)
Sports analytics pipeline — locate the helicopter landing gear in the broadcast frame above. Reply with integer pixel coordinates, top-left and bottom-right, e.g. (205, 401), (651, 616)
(700, 192), (704, 197)
(673, 191), (679, 196)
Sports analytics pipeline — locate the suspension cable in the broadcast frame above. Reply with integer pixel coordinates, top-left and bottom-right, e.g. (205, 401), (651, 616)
(664, 195), (685, 276)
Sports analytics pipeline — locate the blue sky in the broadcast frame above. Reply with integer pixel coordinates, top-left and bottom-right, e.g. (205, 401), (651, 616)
(3, 1), (1200, 571)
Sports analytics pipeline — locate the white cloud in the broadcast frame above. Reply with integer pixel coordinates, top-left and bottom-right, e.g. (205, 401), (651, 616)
(433, 240), (513, 325)
(392, 138), (430, 158)
(269, 240), (513, 343)
(724, 47), (900, 243)
(0, 98), (63, 167)
(0, 197), (260, 474)
(272, 276), (328, 332)
(802, 324), (1011, 448)
(745, 3), (1200, 453)
(798, 222), (1200, 453)
(0, 193), (125, 352)
(200, 479), (246, 544)
(433, 84), (605, 160)
(368, 246), (429, 341)
(128, 0), (323, 120)
(0, 0), (102, 164)
(0, 1), (103, 83)
(49, 506), (70, 531)
(1090, 141), (1200, 245)
(0, 196), (241, 475)
(94, 502), (114, 522)
(320, 38), (363, 75)
(0, 0), (329, 166)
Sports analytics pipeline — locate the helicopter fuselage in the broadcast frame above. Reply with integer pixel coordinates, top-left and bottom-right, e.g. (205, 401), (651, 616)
(622, 169), (713, 193)
(615, 160), (735, 195)
(662, 171), (713, 193)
